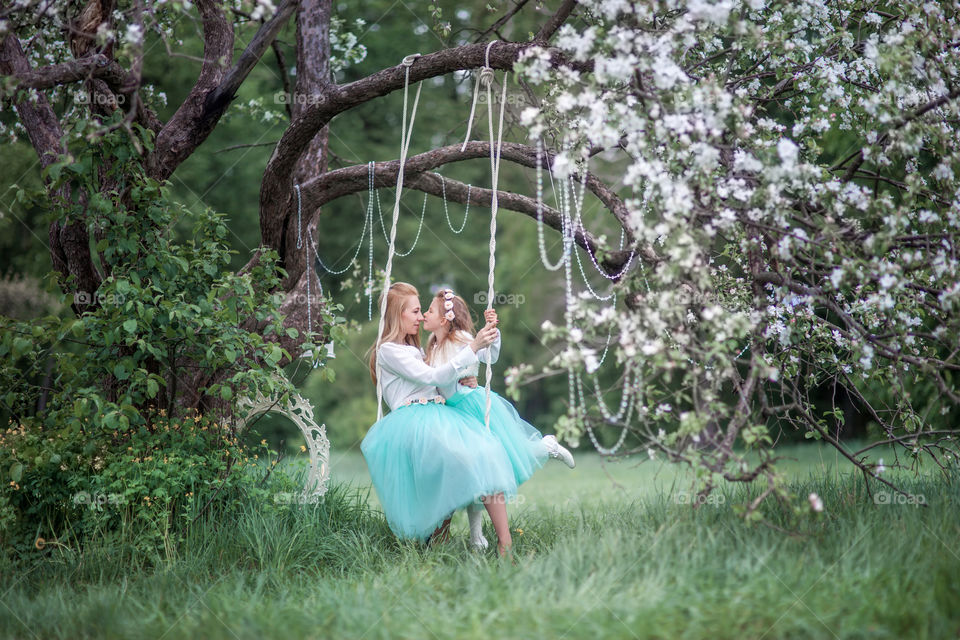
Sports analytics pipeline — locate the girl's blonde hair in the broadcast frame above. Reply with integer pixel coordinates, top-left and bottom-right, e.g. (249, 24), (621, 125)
(368, 282), (421, 384)
(425, 289), (476, 364)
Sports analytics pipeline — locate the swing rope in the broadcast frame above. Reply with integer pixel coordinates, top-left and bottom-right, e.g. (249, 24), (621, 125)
(460, 41), (498, 152)
(375, 53), (422, 420)
(478, 41), (508, 430)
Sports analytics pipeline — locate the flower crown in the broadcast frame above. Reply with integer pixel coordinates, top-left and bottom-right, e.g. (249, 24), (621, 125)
(441, 289), (456, 322)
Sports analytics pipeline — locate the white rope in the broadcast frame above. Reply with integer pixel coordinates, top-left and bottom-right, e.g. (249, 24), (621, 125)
(375, 54), (422, 420)
(461, 41), (498, 153)
(482, 42), (507, 430)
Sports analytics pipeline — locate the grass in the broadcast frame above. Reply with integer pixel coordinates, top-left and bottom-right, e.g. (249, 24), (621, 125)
(1, 443), (958, 640)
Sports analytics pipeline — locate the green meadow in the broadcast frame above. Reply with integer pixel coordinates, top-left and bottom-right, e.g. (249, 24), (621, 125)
(2, 443), (958, 640)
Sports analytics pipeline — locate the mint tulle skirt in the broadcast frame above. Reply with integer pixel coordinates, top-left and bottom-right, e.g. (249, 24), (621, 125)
(360, 402), (518, 541)
(446, 388), (548, 487)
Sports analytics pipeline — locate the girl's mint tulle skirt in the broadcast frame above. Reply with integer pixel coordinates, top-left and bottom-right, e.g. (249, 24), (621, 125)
(446, 388), (548, 487)
(360, 402), (518, 541)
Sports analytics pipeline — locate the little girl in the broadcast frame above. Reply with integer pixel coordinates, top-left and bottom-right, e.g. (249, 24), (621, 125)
(423, 288), (575, 548)
(361, 282), (519, 555)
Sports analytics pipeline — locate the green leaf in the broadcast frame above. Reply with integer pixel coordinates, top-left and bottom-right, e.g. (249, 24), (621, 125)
(113, 363), (130, 381)
(220, 385), (233, 401)
(123, 319), (137, 333)
(12, 337), (31, 359)
(265, 344), (282, 366)
(10, 462), (23, 483)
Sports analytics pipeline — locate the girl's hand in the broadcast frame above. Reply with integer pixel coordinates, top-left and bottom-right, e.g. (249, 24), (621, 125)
(483, 308), (498, 326)
(470, 325), (499, 352)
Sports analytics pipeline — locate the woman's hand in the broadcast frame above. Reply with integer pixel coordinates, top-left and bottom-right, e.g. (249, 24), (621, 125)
(458, 376), (479, 388)
(470, 325), (499, 352)
(483, 308), (498, 326)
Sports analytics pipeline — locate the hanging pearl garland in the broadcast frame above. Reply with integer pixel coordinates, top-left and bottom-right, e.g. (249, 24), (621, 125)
(439, 174), (471, 234)
(367, 161), (376, 321)
(375, 185), (427, 257)
(539, 150), (645, 457)
(535, 139), (568, 272)
(310, 191), (371, 275)
(582, 370), (637, 456)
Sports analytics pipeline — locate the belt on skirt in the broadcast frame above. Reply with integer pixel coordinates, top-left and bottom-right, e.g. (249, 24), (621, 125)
(400, 395), (446, 407)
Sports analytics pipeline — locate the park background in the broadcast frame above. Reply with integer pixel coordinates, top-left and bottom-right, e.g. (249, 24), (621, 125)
(1, 1), (959, 638)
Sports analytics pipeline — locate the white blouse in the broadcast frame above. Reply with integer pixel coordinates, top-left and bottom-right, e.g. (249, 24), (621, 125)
(430, 330), (501, 399)
(377, 341), (480, 410)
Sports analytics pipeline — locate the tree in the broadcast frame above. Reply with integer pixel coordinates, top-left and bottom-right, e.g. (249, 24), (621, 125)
(1, 0), (631, 411)
(509, 0), (960, 516)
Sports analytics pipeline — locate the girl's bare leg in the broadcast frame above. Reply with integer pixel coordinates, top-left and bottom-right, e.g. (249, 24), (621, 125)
(481, 493), (513, 556)
(429, 517), (452, 544)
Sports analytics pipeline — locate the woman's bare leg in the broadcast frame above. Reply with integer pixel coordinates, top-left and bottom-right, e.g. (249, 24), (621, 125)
(481, 493), (513, 556)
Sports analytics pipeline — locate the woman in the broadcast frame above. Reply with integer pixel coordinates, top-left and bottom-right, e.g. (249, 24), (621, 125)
(361, 282), (517, 555)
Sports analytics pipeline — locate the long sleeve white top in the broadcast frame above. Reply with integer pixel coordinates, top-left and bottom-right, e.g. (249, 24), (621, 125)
(430, 330), (501, 399)
(377, 341), (480, 410)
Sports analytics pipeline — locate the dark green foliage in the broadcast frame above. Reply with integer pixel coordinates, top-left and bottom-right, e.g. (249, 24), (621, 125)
(0, 117), (307, 550)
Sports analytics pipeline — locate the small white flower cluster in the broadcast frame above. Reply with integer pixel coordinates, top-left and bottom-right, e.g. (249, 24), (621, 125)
(250, 0), (276, 21)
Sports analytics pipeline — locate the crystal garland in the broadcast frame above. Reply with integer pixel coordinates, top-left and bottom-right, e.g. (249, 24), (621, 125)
(578, 367), (637, 456)
(374, 185), (427, 257)
(540, 152), (639, 456)
(535, 139), (568, 272)
(367, 161), (375, 320)
(439, 174), (471, 233)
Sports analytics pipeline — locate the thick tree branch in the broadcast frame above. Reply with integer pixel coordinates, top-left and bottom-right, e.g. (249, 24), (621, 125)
(0, 34), (63, 166)
(203, 0), (299, 128)
(404, 172), (635, 275)
(260, 42), (539, 257)
(1, 33), (100, 303)
(2, 53), (129, 89)
(295, 141), (647, 274)
(146, 0), (298, 181)
(148, 0), (234, 179)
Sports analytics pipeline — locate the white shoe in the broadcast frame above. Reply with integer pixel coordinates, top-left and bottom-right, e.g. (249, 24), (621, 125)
(543, 435), (575, 468)
(467, 503), (489, 550)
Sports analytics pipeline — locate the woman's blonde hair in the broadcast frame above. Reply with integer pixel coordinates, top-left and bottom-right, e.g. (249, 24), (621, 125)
(368, 282), (421, 384)
(425, 289), (476, 364)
